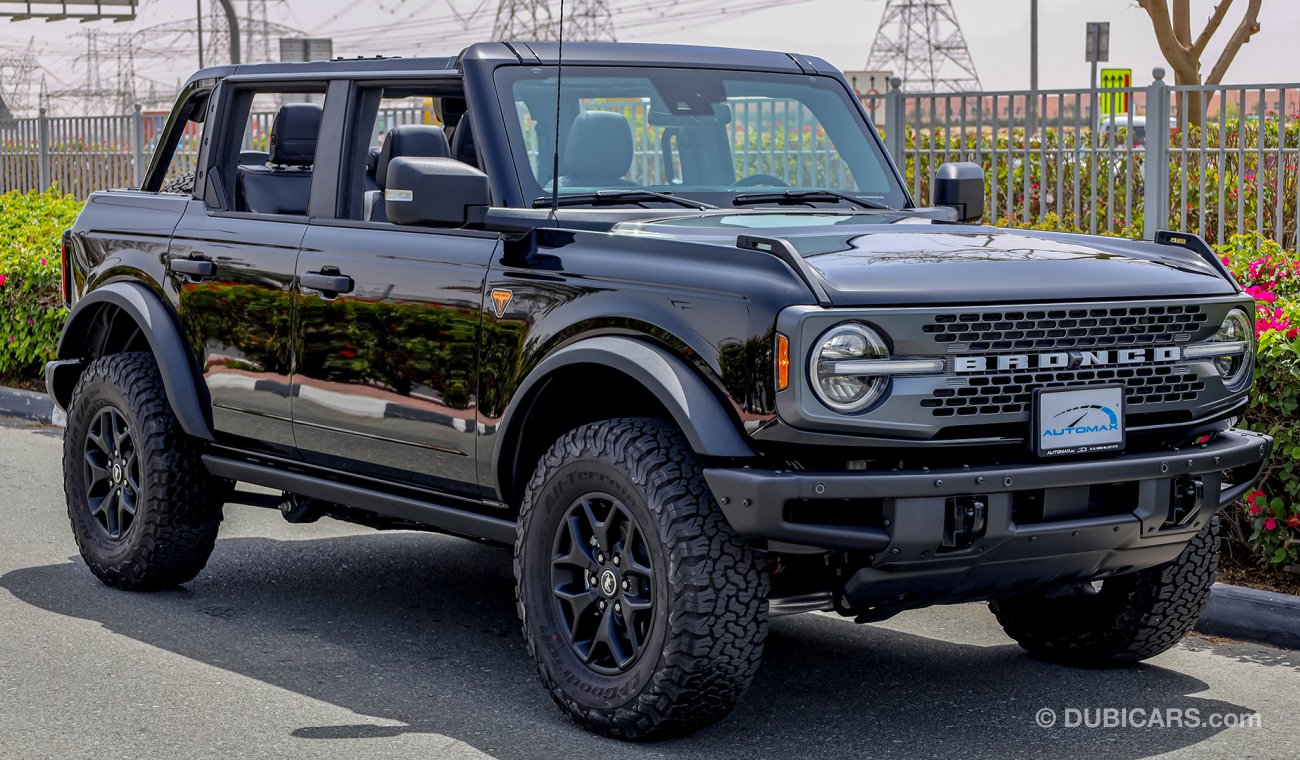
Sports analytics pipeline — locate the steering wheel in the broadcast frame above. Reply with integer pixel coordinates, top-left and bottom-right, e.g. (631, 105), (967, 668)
(732, 174), (790, 188)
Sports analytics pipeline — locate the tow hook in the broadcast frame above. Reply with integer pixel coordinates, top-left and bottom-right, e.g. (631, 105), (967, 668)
(1167, 476), (1204, 528)
(942, 495), (987, 550)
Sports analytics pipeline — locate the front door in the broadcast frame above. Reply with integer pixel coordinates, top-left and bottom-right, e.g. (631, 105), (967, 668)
(170, 200), (304, 453)
(291, 222), (497, 498)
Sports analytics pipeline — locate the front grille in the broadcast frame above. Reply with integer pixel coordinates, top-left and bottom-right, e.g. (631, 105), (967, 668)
(922, 364), (1206, 417)
(922, 304), (1208, 352)
(920, 303), (1211, 419)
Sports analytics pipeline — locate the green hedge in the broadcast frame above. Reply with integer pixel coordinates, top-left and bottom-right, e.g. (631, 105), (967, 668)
(1, 187), (1296, 569)
(1217, 234), (1300, 567)
(0, 188), (82, 378)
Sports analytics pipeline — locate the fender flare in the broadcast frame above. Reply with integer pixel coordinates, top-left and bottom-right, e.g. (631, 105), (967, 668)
(494, 335), (757, 487)
(55, 280), (214, 442)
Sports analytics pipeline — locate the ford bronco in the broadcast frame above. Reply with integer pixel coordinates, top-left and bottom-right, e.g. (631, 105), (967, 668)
(48, 42), (1271, 739)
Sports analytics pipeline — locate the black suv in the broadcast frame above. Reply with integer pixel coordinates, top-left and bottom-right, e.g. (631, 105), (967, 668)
(48, 42), (1271, 739)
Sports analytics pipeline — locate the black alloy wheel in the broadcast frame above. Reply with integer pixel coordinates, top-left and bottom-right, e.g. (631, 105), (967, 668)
(550, 492), (655, 674)
(81, 406), (141, 541)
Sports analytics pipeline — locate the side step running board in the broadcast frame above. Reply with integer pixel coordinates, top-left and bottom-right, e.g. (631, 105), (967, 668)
(201, 454), (517, 545)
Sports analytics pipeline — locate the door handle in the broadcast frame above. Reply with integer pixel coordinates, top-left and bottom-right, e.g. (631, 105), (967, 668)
(170, 255), (215, 280)
(301, 270), (355, 296)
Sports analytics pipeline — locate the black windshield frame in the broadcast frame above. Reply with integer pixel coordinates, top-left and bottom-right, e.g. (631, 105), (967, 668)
(492, 65), (910, 210)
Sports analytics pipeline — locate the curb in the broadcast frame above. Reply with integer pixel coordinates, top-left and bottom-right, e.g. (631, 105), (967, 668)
(1196, 582), (1300, 650)
(0, 385), (64, 427)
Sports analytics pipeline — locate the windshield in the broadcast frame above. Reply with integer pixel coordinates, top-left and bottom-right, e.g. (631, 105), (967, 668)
(494, 66), (908, 209)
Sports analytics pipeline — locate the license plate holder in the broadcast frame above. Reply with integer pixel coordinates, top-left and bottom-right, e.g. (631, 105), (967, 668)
(1033, 385), (1126, 457)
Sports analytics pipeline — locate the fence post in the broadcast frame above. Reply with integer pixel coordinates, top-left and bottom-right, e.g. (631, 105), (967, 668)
(1143, 67), (1170, 239)
(885, 76), (904, 167)
(132, 104), (146, 188)
(36, 107), (50, 191)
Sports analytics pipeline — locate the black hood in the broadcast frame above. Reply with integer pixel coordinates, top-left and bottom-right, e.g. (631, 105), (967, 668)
(612, 212), (1236, 306)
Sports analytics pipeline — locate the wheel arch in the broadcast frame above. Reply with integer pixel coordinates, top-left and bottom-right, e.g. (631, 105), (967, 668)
(51, 280), (214, 442)
(493, 335), (757, 507)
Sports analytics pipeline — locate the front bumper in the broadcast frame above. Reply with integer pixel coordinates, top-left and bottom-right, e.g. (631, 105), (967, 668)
(705, 429), (1271, 608)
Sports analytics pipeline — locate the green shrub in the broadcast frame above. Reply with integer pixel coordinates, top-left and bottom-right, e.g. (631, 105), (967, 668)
(1218, 234), (1300, 566)
(0, 188), (83, 378)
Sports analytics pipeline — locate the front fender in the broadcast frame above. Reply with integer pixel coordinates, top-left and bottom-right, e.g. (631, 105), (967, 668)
(53, 280), (213, 442)
(493, 335), (757, 483)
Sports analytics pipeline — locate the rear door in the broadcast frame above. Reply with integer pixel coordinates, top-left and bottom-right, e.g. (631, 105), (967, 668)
(171, 79), (329, 454)
(170, 203), (305, 452)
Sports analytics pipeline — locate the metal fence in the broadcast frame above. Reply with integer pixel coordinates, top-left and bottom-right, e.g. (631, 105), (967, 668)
(864, 68), (1300, 247)
(0, 105), (435, 198)
(4, 74), (1299, 249)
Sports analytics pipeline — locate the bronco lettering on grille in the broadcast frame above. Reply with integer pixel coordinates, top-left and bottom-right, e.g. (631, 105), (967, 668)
(952, 347), (1182, 374)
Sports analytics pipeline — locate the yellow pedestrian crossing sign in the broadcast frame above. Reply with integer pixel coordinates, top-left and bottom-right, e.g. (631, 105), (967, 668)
(1099, 68), (1132, 116)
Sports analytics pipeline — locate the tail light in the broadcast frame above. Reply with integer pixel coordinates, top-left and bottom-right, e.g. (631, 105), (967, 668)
(61, 230), (72, 305)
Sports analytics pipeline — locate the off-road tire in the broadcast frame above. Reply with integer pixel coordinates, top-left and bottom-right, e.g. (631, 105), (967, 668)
(64, 352), (223, 590)
(159, 170), (196, 195)
(515, 417), (769, 740)
(990, 516), (1219, 666)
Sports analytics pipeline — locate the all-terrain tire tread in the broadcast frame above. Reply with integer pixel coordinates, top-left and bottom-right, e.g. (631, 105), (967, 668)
(990, 516), (1219, 666)
(64, 352), (222, 590)
(159, 170), (196, 195)
(515, 417), (768, 740)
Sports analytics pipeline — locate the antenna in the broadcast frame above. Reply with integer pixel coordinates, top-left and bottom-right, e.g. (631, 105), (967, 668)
(549, 0), (566, 218)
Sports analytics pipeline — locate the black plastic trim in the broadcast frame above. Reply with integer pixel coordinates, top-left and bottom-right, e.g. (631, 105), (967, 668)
(494, 335), (757, 497)
(704, 428), (1271, 550)
(202, 454), (517, 545)
(55, 280), (214, 442)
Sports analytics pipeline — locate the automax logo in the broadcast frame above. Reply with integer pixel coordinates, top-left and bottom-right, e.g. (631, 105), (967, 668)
(1041, 404), (1120, 439)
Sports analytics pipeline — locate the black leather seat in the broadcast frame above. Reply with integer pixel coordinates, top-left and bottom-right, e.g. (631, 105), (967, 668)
(236, 103), (321, 215)
(365, 124), (451, 222)
(364, 147), (381, 194)
(559, 111), (636, 188)
(451, 112), (480, 169)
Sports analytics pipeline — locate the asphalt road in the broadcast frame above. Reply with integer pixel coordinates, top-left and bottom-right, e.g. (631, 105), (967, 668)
(1, 416), (1297, 760)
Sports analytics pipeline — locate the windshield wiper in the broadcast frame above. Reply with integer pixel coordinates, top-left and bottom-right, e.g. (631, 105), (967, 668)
(531, 190), (717, 210)
(732, 190), (890, 210)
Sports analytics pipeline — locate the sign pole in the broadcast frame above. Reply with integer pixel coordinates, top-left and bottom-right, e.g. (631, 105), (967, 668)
(1028, 0), (1038, 136)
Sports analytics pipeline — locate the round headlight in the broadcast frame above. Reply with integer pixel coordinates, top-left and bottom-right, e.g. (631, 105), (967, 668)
(1213, 308), (1253, 388)
(809, 323), (889, 413)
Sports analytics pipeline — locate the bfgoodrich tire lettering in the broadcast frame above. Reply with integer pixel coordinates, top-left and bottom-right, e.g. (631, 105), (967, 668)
(990, 516), (1220, 666)
(64, 352), (224, 590)
(515, 418), (768, 740)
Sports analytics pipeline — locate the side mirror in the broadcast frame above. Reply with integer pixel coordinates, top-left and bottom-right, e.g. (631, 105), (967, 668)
(385, 156), (490, 228)
(933, 161), (985, 223)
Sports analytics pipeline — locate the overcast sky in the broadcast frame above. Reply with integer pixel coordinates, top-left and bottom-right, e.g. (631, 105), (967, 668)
(2, 0), (1294, 98)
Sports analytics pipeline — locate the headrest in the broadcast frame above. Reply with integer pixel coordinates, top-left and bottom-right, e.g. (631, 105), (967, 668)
(376, 124), (450, 189)
(269, 103), (322, 166)
(561, 111), (633, 182)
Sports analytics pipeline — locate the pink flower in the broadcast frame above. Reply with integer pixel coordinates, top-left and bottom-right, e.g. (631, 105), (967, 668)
(0, 273), (6, 287)
(39, 258), (46, 267)
(1244, 285), (1275, 303)
(1264, 517), (1278, 531)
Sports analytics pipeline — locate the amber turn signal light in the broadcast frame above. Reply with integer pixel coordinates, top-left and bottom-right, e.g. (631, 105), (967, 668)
(775, 333), (790, 390)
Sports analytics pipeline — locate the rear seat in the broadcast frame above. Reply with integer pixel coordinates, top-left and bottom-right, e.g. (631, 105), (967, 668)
(236, 103), (321, 215)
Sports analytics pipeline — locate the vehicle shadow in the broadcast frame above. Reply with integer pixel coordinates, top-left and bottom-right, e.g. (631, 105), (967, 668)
(0, 531), (1254, 760)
